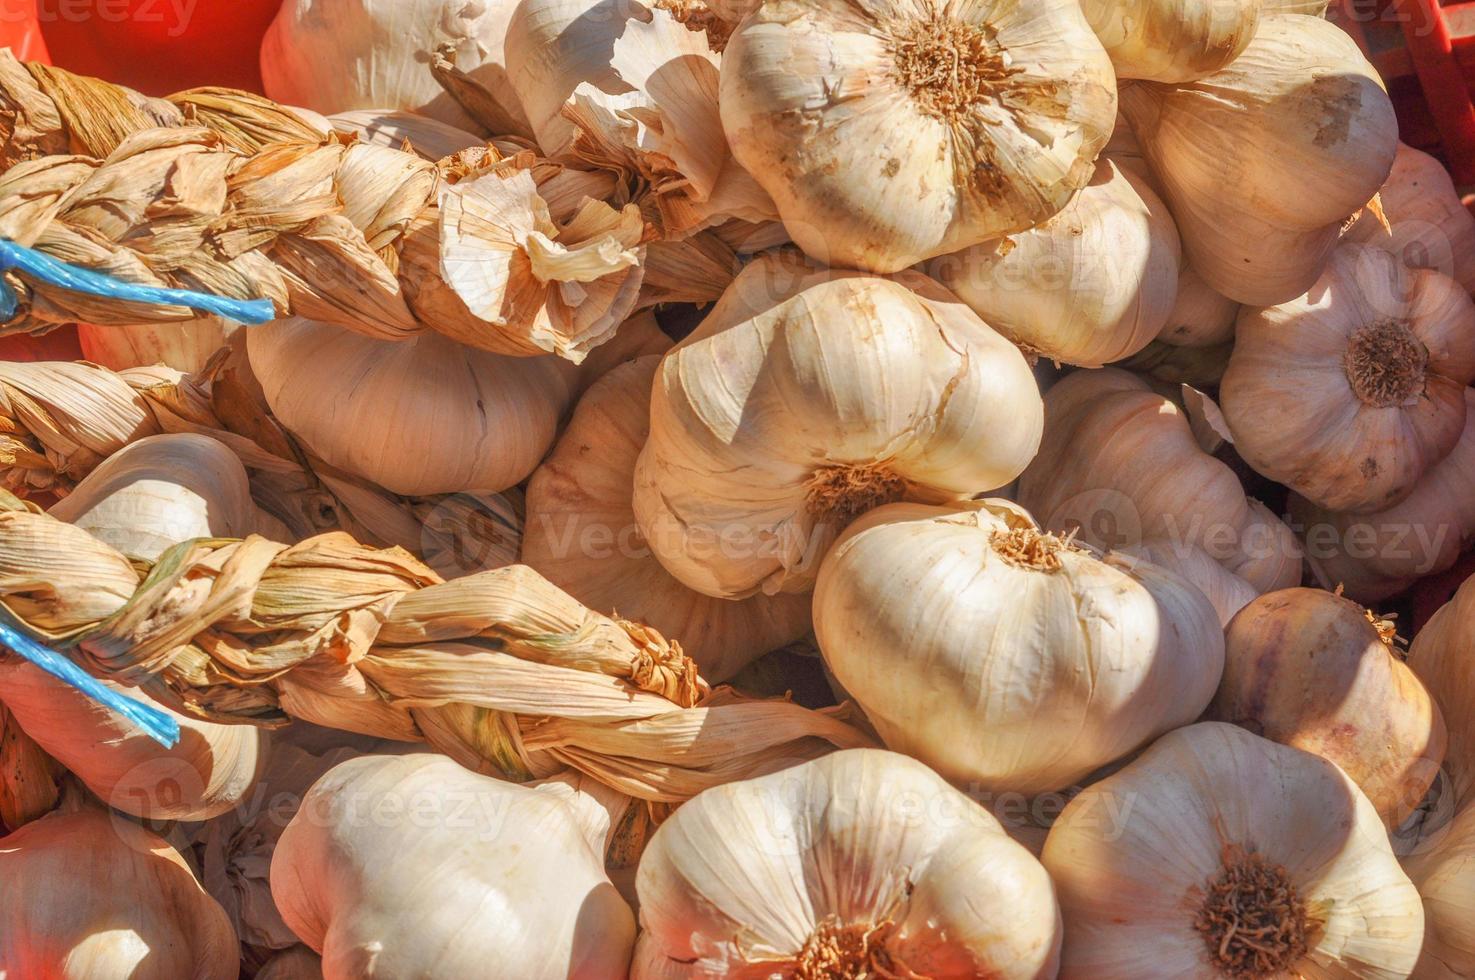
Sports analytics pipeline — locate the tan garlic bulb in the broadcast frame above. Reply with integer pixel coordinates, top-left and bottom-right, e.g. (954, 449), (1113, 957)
(1079, 0), (1259, 83)
(1345, 141), (1475, 294)
(1017, 367), (1303, 594)
(1222, 243), (1475, 514)
(1410, 575), (1475, 811)
(48, 433), (277, 560)
(248, 317), (575, 496)
(78, 318), (237, 374)
(1288, 390), (1475, 602)
(1157, 263), (1239, 348)
(261, 0), (530, 136)
(271, 754), (634, 978)
(1042, 722), (1425, 979)
(718, 0), (1117, 273)
(1402, 803), (1475, 978)
(0, 809), (238, 979)
(814, 500), (1224, 796)
(1211, 588), (1445, 827)
(632, 252), (1043, 599)
(524, 357), (811, 682)
(635, 749), (1061, 978)
(1119, 539), (1257, 627)
(1121, 14), (1397, 305)
(928, 159), (1180, 367)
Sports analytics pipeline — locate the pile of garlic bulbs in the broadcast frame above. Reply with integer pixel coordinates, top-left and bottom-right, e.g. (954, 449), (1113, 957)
(10, 0), (1475, 976)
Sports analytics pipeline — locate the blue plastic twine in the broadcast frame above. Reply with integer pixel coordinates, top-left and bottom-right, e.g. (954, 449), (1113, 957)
(0, 622), (180, 748)
(0, 238), (276, 325)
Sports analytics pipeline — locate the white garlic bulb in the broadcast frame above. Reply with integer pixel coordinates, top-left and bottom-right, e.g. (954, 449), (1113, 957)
(1403, 802), (1475, 978)
(1079, 0), (1259, 83)
(1345, 141), (1475, 294)
(1121, 14), (1398, 305)
(0, 809), (238, 979)
(1222, 243), (1475, 514)
(814, 499), (1224, 796)
(719, 0), (1117, 272)
(1043, 722), (1424, 979)
(248, 317), (575, 496)
(632, 251), (1043, 599)
(1156, 263), (1239, 348)
(635, 749), (1062, 978)
(78, 318), (237, 374)
(270, 753), (634, 977)
(524, 356), (812, 682)
(1118, 538), (1257, 627)
(929, 159), (1180, 367)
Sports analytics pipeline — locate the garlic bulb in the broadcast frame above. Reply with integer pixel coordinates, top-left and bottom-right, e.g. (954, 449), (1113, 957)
(524, 356), (811, 682)
(1079, 0), (1259, 83)
(1157, 263), (1238, 348)
(48, 433), (277, 560)
(1345, 141), (1475, 294)
(1042, 722), (1425, 979)
(0, 808), (238, 979)
(1402, 803), (1475, 978)
(1410, 574), (1475, 811)
(1222, 243), (1475, 513)
(260, 0), (530, 137)
(271, 753), (634, 978)
(79, 318), (237, 374)
(1017, 367), (1303, 594)
(1121, 14), (1397, 306)
(1118, 539), (1257, 627)
(248, 317), (575, 496)
(1288, 389), (1475, 601)
(719, 0), (1117, 272)
(1212, 587), (1445, 827)
(635, 749), (1062, 978)
(814, 499), (1224, 796)
(632, 251), (1043, 598)
(928, 160), (1180, 367)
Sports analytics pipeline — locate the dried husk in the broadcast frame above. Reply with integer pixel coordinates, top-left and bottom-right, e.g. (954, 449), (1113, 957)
(815, 499), (1223, 796)
(1222, 243), (1475, 513)
(1016, 367), (1303, 593)
(719, 0), (1117, 273)
(1289, 387), (1475, 602)
(929, 159), (1181, 367)
(260, 0), (532, 138)
(1079, 0), (1259, 83)
(1157, 263), (1239, 348)
(1211, 587), (1445, 828)
(1344, 141), (1475, 294)
(1121, 15), (1397, 306)
(0, 808), (239, 979)
(1410, 576), (1475, 812)
(248, 316), (576, 496)
(0, 497), (872, 803)
(0, 702), (61, 833)
(1402, 803), (1475, 979)
(525, 357), (812, 682)
(327, 108), (497, 161)
(1042, 722), (1425, 979)
(633, 251), (1043, 599)
(271, 753), (635, 976)
(634, 749), (1062, 978)
(1117, 538), (1258, 627)
(78, 318), (239, 374)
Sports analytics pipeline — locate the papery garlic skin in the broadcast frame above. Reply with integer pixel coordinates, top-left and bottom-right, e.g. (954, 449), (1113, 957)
(1403, 803), (1475, 978)
(1212, 587), (1445, 827)
(524, 356), (811, 682)
(1345, 141), (1475, 294)
(1118, 538), (1257, 627)
(248, 318), (574, 496)
(79, 318), (237, 374)
(261, 0), (530, 136)
(328, 109), (488, 161)
(1017, 367), (1303, 594)
(1122, 14), (1397, 306)
(1289, 390), (1475, 602)
(1043, 722), (1424, 980)
(1156, 263), (1238, 348)
(1410, 575), (1475, 811)
(0, 809), (238, 980)
(1222, 243), (1475, 514)
(635, 749), (1061, 979)
(1079, 0), (1259, 83)
(257, 946), (323, 980)
(814, 500), (1224, 796)
(929, 160), (1179, 367)
(719, 0), (1117, 273)
(632, 252), (1043, 599)
(271, 754), (634, 979)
